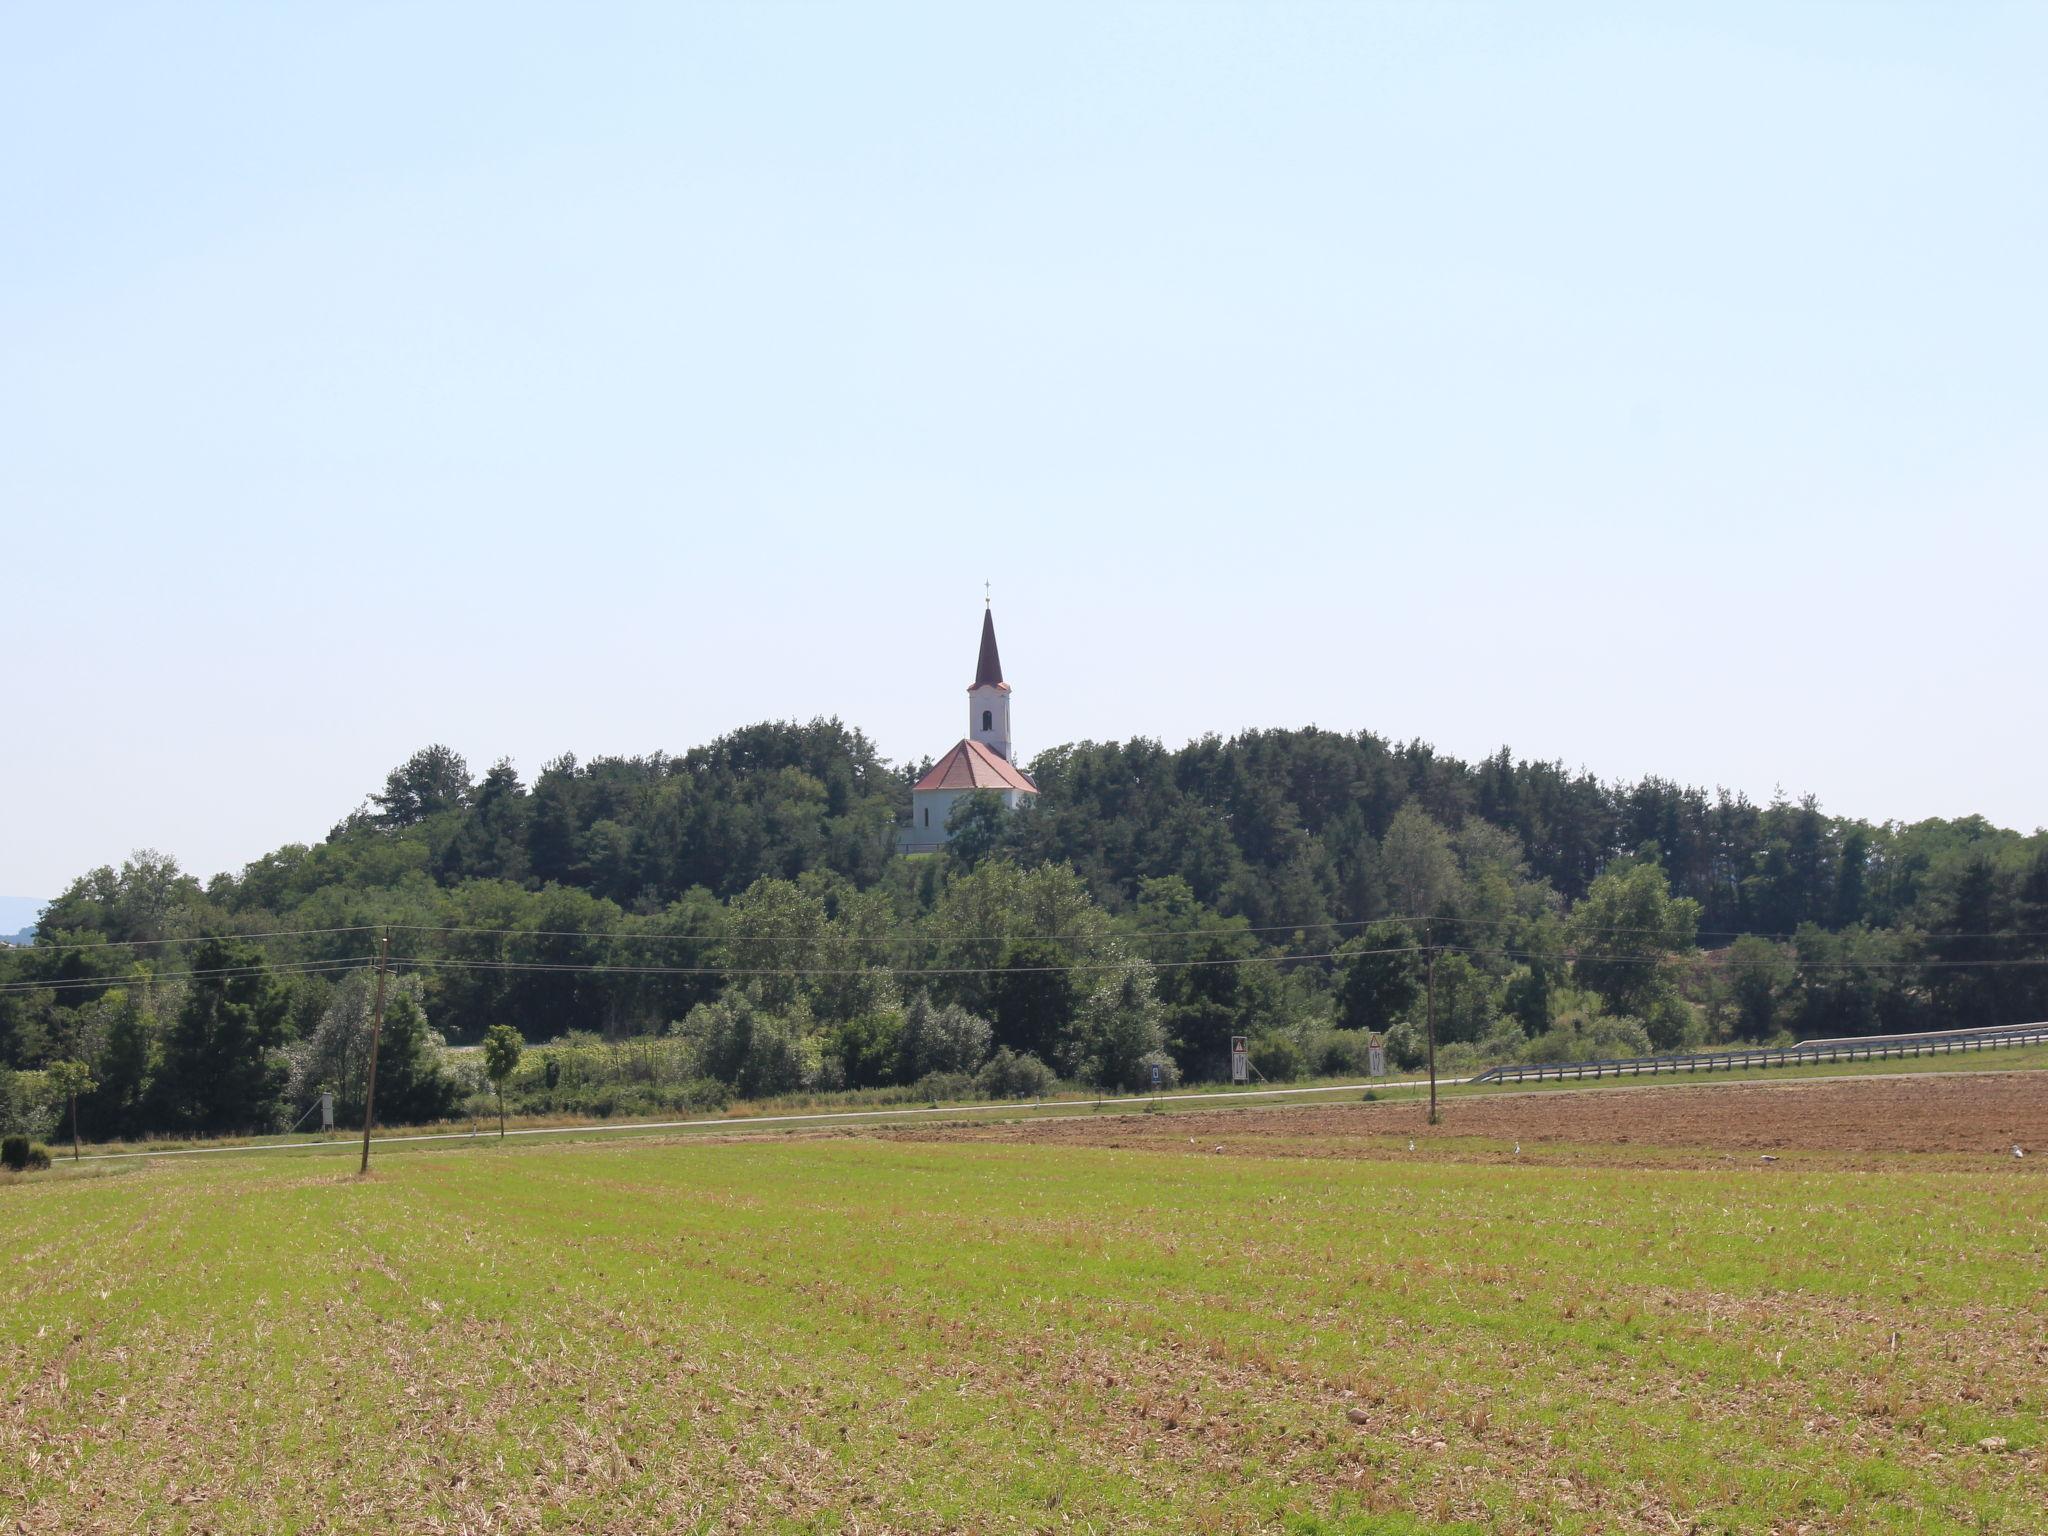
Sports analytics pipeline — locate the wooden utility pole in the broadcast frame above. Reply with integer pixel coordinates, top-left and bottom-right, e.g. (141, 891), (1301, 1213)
(359, 929), (390, 1176)
(1424, 919), (1440, 1125)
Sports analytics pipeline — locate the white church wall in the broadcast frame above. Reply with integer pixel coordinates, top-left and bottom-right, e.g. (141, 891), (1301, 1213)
(968, 685), (1012, 761)
(899, 783), (1021, 852)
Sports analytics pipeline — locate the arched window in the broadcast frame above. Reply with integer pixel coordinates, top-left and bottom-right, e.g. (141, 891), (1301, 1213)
(982, 709), (993, 732)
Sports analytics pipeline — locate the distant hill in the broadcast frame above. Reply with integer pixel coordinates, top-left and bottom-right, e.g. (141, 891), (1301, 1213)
(0, 896), (44, 946)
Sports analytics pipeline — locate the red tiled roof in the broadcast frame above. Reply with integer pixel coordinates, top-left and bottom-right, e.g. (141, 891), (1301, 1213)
(912, 738), (1038, 795)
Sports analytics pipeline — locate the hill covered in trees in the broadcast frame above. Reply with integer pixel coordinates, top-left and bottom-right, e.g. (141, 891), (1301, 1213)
(4, 720), (2044, 1143)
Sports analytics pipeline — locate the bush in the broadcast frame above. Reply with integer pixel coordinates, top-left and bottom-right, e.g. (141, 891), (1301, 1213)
(912, 1071), (976, 1104)
(1249, 1033), (1305, 1083)
(677, 997), (820, 1098)
(1384, 1021), (1426, 1072)
(899, 998), (994, 1079)
(828, 1012), (906, 1088)
(1135, 1050), (1181, 1091)
(1521, 1011), (1653, 1063)
(1079, 965), (1166, 1089)
(24, 1144), (51, 1170)
(1303, 1028), (1375, 1077)
(975, 1048), (1056, 1100)
(679, 1078), (731, 1112)
(1, 1135), (27, 1171)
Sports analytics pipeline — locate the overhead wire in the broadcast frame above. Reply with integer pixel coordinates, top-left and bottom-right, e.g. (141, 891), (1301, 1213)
(0, 957), (376, 995)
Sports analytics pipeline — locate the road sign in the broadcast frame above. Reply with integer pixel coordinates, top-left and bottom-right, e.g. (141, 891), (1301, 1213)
(1150, 1061), (1163, 1090)
(1367, 1038), (1386, 1077)
(319, 1091), (334, 1130)
(1230, 1035), (1249, 1084)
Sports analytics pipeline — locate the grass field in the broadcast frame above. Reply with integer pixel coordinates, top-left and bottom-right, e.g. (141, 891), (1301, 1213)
(5, 1079), (2046, 1534)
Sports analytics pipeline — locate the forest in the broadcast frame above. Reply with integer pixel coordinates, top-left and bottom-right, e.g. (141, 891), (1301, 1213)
(4, 719), (2044, 1143)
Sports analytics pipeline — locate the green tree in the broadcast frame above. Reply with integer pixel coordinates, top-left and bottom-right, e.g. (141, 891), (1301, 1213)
(944, 792), (1012, 870)
(287, 973), (458, 1127)
(1723, 936), (1796, 1040)
(1566, 862), (1700, 1020)
(825, 1011), (904, 1088)
(1380, 804), (1460, 917)
(1077, 962), (1165, 1090)
(1334, 921), (1422, 1032)
(90, 985), (156, 1138)
(44, 1059), (97, 1161)
(482, 1023), (523, 1137)
(898, 996), (993, 1079)
(1428, 953), (1500, 1045)
(989, 940), (1079, 1062)
(153, 937), (290, 1134)
(373, 744), (472, 828)
(675, 996), (819, 1097)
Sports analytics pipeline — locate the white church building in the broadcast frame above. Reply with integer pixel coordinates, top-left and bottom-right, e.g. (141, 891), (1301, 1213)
(897, 605), (1039, 853)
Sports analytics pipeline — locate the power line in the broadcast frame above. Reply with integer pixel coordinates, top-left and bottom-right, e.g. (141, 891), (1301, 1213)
(8, 924), (379, 955)
(381, 916), (2048, 948)
(0, 957), (375, 995)
(385, 948), (1381, 981)
(382, 943), (2048, 983)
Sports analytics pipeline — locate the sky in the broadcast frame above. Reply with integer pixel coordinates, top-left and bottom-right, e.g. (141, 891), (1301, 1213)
(2, 3), (2044, 902)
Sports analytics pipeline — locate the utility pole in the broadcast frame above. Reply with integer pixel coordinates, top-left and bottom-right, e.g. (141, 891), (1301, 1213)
(359, 929), (389, 1176)
(1424, 918), (1440, 1126)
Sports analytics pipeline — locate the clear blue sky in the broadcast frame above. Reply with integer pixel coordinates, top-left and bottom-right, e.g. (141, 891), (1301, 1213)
(3, 3), (2043, 899)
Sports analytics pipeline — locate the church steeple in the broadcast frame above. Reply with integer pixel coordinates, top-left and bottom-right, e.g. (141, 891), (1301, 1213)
(967, 602), (1013, 760)
(973, 603), (1005, 690)
(898, 600), (1037, 853)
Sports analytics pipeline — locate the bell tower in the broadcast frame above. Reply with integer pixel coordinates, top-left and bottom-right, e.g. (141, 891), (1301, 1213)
(967, 599), (1013, 761)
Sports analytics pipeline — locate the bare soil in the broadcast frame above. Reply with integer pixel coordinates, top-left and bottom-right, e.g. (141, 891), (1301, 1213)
(881, 1069), (2048, 1161)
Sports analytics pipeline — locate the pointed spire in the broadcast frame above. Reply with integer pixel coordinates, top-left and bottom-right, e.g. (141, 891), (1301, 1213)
(973, 605), (1004, 689)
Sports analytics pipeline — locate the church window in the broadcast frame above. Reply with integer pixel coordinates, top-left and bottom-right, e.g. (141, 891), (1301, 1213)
(982, 709), (993, 731)
(923, 807), (929, 828)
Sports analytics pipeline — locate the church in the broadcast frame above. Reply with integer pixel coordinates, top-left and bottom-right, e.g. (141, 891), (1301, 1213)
(897, 604), (1039, 853)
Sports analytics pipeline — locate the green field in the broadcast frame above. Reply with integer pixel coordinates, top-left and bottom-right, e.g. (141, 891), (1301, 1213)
(4, 1121), (2044, 1533)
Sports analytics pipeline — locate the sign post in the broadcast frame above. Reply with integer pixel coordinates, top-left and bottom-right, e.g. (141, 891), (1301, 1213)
(319, 1091), (334, 1131)
(1230, 1035), (1249, 1085)
(1367, 1036), (1386, 1078)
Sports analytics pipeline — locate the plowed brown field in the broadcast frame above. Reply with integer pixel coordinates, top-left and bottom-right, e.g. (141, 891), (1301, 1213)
(883, 1068), (2048, 1162)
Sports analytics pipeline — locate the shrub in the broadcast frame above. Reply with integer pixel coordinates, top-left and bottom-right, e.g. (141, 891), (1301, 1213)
(1384, 1021), (1426, 1071)
(287, 972), (460, 1127)
(899, 998), (993, 1079)
(679, 1078), (731, 1112)
(24, 1144), (51, 1170)
(1, 1135), (28, 1171)
(828, 1011), (907, 1088)
(975, 1048), (1056, 1100)
(1249, 1033), (1305, 1083)
(677, 997), (820, 1098)
(1303, 1027), (1375, 1077)
(1135, 1050), (1181, 1091)
(912, 1071), (976, 1104)
(1079, 965), (1166, 1089)
(1521, 1008), (1653, 1064)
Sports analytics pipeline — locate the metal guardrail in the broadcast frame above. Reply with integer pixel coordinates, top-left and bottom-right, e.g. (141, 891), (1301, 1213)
(1466, 1020), (2048, 1086)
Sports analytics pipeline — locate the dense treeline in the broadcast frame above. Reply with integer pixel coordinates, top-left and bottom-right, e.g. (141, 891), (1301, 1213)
(3, 720), (2044, 1144)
